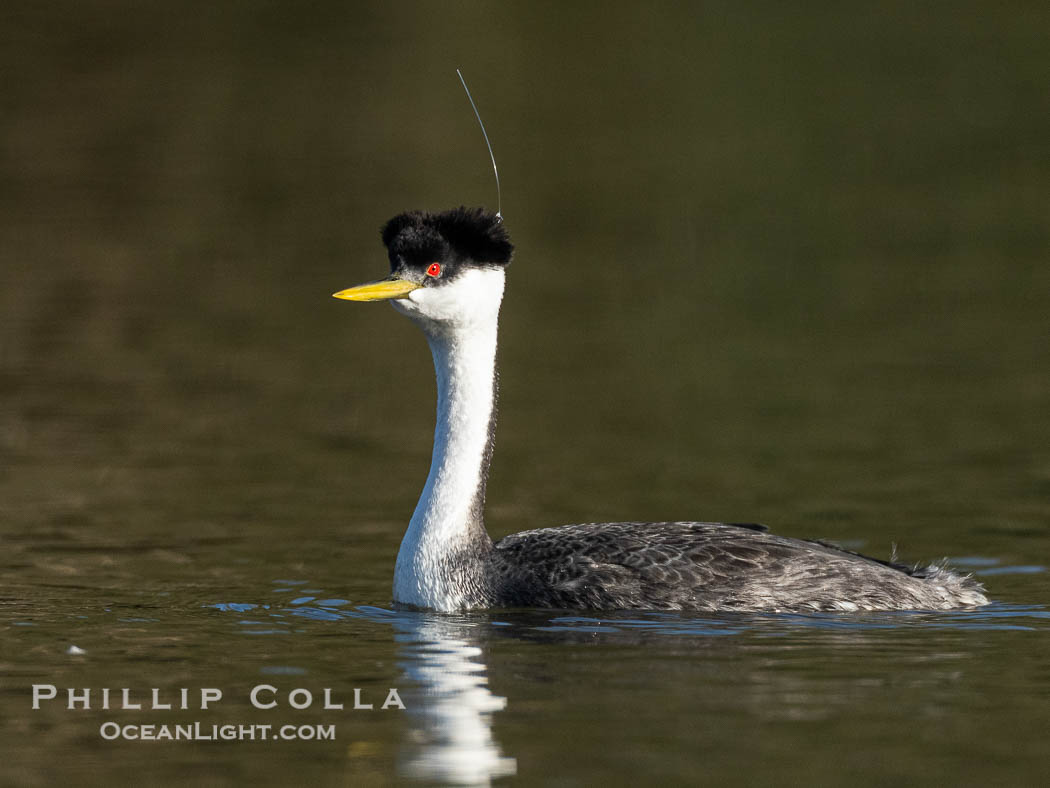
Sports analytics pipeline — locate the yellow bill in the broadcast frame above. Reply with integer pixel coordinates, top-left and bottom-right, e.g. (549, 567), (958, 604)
(332, 277), (422, 302)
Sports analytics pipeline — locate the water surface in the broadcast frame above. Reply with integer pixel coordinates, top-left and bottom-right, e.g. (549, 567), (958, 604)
(2, 2), (1049, 785)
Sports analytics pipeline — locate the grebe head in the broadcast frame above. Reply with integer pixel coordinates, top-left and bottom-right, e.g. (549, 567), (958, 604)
(333, 207), (512, 330)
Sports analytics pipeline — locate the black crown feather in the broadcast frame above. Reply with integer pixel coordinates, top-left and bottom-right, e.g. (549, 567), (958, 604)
(381, 207), (513, 266)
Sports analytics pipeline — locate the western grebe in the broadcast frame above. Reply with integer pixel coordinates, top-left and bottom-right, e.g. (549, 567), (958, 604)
(333, 207), (988, 613)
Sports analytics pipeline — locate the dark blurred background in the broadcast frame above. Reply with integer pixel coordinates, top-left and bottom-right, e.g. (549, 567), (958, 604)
(3, 1), (1047, 548)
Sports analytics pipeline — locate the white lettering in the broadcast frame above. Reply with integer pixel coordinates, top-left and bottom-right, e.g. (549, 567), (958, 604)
(200, 688), (222, 709)
(288, 688), (312, 709)
(151, 689), (171, 710)
(250, 684), (277, 709)
(121, 688), (141, 710)
(68, 688), (90, 710)
(323, 688), (343, 710)
(353, 688), (373, 710)
(31, 684), (56, 709)
(382, 689), (405, 710)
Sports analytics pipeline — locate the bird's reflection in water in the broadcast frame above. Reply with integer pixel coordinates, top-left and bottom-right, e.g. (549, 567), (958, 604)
(393, 614), (516, 785)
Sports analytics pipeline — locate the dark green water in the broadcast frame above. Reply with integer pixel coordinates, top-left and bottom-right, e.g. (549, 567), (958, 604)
(2, 2), (1049, 785)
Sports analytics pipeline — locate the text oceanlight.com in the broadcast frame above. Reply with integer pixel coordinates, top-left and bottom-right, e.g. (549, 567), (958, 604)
(99, 722), (336, 742)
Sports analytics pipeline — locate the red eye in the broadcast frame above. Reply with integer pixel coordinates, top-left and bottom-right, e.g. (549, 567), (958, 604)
(426, 263), (442, 277)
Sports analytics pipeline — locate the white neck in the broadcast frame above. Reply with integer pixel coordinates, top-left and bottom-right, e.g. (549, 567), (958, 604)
(392, 269), (504, 610)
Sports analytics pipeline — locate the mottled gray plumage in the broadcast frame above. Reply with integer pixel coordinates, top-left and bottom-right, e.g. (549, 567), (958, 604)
(478, 521), (987, 612)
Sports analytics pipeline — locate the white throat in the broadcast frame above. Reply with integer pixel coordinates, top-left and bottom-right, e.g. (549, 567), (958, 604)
(392, 268), (504, 610)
